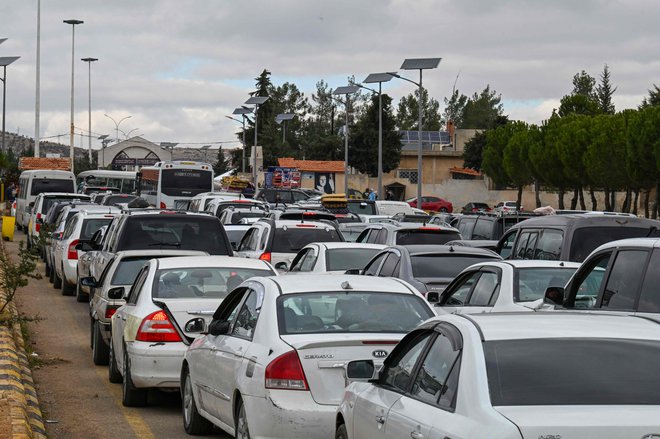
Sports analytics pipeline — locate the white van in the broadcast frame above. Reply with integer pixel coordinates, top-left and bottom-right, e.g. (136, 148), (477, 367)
(16, 170), (76, 230)
(374, 200), (415, 217)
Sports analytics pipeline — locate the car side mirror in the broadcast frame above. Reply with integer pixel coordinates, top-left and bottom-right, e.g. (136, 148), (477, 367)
(346, 360), (376, 380)
(426, 292), (440, 303)
(37, 217), (44, 224)
(275, 262), (288, 272)
(208, 320), (231, 336)
(543, 286), (565, 306)
(185, 317), (207, 334)
(75, 241), (94, 252)
(80, 276), (99, 288)
(107, 286), (125, 300)
(344, 268), (361, 275)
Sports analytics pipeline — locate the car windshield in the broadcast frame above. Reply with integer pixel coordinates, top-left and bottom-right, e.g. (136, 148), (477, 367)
(484, 338), (660, 406)
(103, 194), (137, 205)
(411, 255), (498, 278)
(348, 201), (376, 216)
(31, 178), (75, 195)
(272, 227), (342, 253)
(570, 226), (660, 262)
(516, 267), (578, 302)
(118, 216), (230, 255)
(278, 292), (432, 334)
(395, 230), (461, 245)
(153, 267), (271, 299)
(111, 257), (152, 285)
(81, 218), (113, 240)
(161, 169), (213, 197)
(325, 248), (382, 271)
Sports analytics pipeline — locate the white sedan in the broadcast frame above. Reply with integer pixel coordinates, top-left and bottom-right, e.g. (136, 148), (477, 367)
(434, 260), (580, 313)
(110, 256), (276, 407)
(287, 242), (386, 274)
(337, 312), (660, 439)
(180, 274), (435, 438)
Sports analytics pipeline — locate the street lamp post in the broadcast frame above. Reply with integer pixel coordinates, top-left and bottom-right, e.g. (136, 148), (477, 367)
(97, 134), (108, 168)
(35, 0), (41, 156)
(361, 73), (393, 198)
(275, 113), (295, 143)
(245, 96), (269, 186)
(104, 114), (132, 145)
(119, 128), (139, 139)
(0, 55), (20, 154)
(63, 19), (84, 172)
(388, 58), (441, 208)
(81, 57), (98, 163)
(229, 107), (253, 174)
(332, 85), (360, 195)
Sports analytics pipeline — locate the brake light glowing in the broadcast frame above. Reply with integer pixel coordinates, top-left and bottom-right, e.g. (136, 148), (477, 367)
(67, 239), (79, 260)
(265, 350), (308, 390)
(105, 305), (119, 319)
(135, 310), (182, 342)
(160, 202), (166, 209)
(259, 252), (271, 262)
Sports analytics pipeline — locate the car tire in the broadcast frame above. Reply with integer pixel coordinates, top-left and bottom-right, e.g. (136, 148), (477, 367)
(53, 270), (62, 289)
(92, 321), (109, 366)
(122, 349), (147, 407)
(182, 367), (213, 435)
(61, 271), (74, 296)
(75, 279), (88, 302)
(235, 398), (250, 439)
(90, 317), (94, 349)
(440, 207), (449, 213)
(44, 261), (50, 277)
(108, 342), (122, 384)
(336, 424), (348, 439)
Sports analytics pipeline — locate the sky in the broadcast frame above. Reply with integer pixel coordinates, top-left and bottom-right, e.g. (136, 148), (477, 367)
(1, 0), (658, 152)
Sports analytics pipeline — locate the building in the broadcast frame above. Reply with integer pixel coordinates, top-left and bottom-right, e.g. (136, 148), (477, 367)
(99, 136), (171, 170)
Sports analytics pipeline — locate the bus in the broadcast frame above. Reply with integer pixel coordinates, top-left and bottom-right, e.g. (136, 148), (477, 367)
(76, 170), (137, 194)
(137, 161), (214, 209)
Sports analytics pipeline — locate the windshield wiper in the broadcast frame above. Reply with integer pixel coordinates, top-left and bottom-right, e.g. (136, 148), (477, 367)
(149, 242), (181, 247)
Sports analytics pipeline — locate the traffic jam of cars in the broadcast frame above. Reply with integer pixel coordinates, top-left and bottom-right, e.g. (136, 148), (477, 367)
(17, 165), (660, 439)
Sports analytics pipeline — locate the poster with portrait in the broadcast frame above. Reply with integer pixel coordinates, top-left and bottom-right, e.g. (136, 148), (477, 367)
(315, 173), (335, 194)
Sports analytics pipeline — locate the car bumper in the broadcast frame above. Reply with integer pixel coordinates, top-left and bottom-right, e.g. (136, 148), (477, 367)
(242, 391), (335, 439)
(126, 341), (186, 389)
(63, 260), (78, 285)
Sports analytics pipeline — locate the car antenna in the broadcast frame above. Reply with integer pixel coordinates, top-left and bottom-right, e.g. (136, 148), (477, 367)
(448, 245), (455, 253)
(341, 281), (353, 290)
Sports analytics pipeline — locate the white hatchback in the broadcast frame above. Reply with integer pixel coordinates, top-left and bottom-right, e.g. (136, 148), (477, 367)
(338, 312), (660, 439)
(110, 256), (276, 407)
(180, 274), (435, 438)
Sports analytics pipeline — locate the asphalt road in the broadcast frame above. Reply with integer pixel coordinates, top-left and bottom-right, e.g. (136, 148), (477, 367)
(11, 231), (230, 438)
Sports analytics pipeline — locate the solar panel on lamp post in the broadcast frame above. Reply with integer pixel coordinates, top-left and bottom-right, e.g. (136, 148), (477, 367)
(0, 55), (20, 155)
(245, 96), (268, 186)
(64, 19), (84, 172)
(363, 73), (394, 199)
(275, 113), (295, 143)
(231, 106), (253, 174)
(332, 85), (360, 196)
(389, 57), (441, 209)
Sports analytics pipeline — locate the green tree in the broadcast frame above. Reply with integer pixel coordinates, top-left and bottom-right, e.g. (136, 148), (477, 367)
(529, 116), (571, 208)
(640, 84), (660, 109)
(213, 148), (230, 176)
(351, 94), (401, 176)
(243, 69), (279, 168)
(641, 107), (660, 217)
(303, 80), (343, 161)
(596, 64), (617, 114)
(626, 108), (658, 217)
(228, 148), (243, 172)
(559, 70), (600, 117)
(503, 122), (537, 209)
(442, 89), (468, 128)
(556, 115), (594, 209)
(396, 88), (442, 131)
(462, 131), (487, 170)
(461, 85), (504, 129)
(572, 70), (597, 98)
(482, 123), (515, 189)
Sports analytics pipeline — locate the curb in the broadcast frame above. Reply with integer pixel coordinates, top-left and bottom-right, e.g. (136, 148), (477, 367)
(0, 302), (46, 439)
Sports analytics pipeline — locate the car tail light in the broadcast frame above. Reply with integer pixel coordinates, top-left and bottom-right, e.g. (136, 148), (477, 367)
(105, 305), (120, 319)
(135, 310), (182, 342)
(160, 202), (166, 209)
(265, 350), (308, 390)
(259, 252), (271, 262)
(67, 239), (79, 260)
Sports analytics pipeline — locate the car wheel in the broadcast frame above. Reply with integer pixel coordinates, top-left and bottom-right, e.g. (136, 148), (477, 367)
(44, 261), (50, 277)
(53, 269), (62, 289)
(235, 398), (250, 439)
(182, 367), (213, 435)
(92, 321), (109, 365)
(108, 342), (122, 384)
(90, 317), (94, 349)
(336, 424), (348, 439)
(440, 207), (449, 213)
(61, 270), (74, 296)
(75, 278), (88, 302)
(122, 348), (147, 407)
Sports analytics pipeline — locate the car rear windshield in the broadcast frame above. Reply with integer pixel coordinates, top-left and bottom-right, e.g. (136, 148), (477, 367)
(229, 211), (266, 224)
(31, 178), (75, 195)
(411, 254), (498, 278)
(153, 267), (271, 299)
(102, 194), (137, 205)
(396, 230), (461, 246)
(42, 196), (86, 214)
(485, 338), (660, 406)
(348, 201), (377, 216)
(278, 292), (433, 334)
(215, 202), (263, 217)
(570, 226), (660, 262)
(272, 227), (342, 253)
(118, 216), (230, 255)
(326, 248), (382, 271)
(161, 169), (213, 197)
(516, 267), (577, 302)
(81, 218), (113, 240)
(340, 225), (368, 242)
(111, 257), (152, 285)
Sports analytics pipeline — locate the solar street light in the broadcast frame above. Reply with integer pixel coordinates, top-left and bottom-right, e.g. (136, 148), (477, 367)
(229, 106), (254, 173)
(0, 55), (20, 154)
(333, 86), (360, 194)
(245, 96), (269, 184)
(363, 73), (394, 197)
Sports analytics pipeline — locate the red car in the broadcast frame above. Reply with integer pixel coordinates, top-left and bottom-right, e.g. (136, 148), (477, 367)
(406, 196), (453, 213)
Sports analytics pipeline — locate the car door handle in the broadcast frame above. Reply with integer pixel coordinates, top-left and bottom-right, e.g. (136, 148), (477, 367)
(410, 431), (423, 439)
(375, 415), (385, 425)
